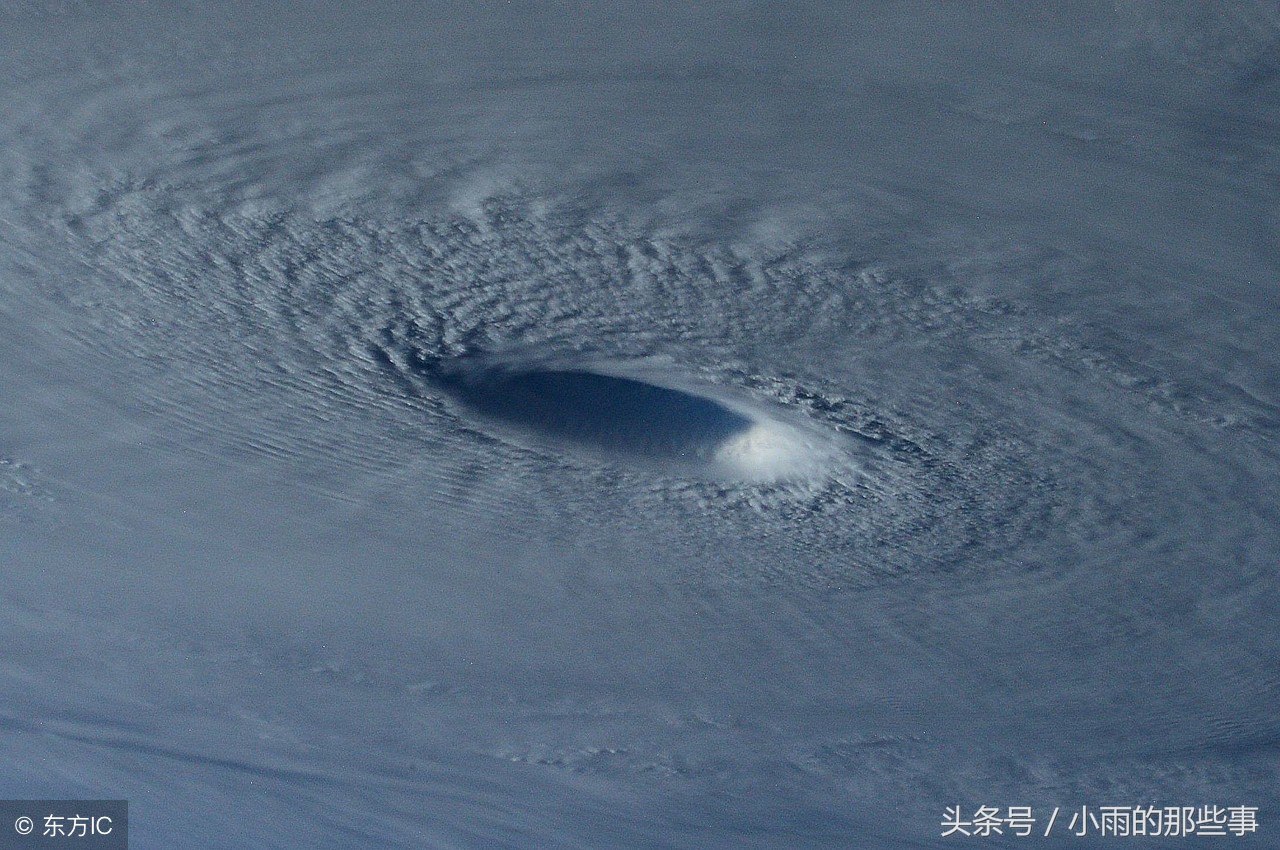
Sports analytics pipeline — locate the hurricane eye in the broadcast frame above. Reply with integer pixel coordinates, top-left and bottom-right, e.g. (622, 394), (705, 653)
(416, 359), (826, 480)
(437, 363), (744, 454)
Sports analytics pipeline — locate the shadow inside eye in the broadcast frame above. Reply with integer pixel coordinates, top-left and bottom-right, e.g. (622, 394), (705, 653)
(429, 363), (754, 462)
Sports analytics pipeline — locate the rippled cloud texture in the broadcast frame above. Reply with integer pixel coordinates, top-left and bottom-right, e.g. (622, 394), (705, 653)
(1, 2), (1278, 847)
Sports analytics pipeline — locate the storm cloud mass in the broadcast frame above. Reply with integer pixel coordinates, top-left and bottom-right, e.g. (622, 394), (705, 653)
(1, 2), (1278, 847)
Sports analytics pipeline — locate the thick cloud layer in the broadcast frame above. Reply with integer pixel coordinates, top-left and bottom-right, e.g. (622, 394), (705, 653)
(1, 2), (1277, 847)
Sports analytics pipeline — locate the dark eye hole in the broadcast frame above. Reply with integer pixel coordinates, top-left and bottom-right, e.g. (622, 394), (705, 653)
(432, 363), (753, 462)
